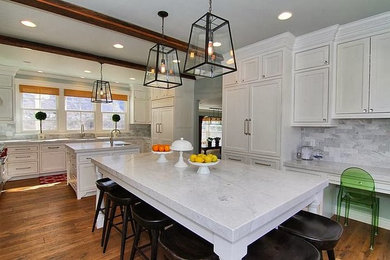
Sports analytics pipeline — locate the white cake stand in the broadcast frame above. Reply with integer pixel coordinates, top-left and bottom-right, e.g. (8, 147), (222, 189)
(171, 138), (194, 168)
(188, 159), (220, 174)
(152, 150), (173, 163)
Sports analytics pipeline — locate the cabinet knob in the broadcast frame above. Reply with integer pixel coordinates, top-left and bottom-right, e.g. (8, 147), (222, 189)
(369, 109), (374, 112)
(363, 109), (367, 113)
(323, 118), (326, 121)
(324, 60), (328, 64)
(262, 75), (266, 78)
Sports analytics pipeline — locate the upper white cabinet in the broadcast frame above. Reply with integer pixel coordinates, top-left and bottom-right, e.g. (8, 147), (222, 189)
(240, 57), (260, 83)
(293, 68), (329, 124)
(0, 74), (14, 122)
(130, 89), (151, 124)
(295, 46), (329, 70)
(335, 33), (390, 118)
(151, 88), (175, 100)
(261, 51), (283, 79)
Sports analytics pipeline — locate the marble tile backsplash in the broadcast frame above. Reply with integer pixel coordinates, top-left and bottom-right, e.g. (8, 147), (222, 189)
(301, 119), (390, 167)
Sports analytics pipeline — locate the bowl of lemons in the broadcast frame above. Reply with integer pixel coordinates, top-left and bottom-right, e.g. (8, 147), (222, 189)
(188, 154), (220, 174)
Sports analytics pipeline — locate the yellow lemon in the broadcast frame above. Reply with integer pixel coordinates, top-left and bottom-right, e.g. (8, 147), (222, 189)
(190, 154), (197, 162)
(212, 155), (218, 162)
(195, 157), (204, 163)
(204, 157), (212, 163)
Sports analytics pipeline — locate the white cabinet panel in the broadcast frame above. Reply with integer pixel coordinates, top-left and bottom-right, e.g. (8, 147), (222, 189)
(294, 68), (329, 123)
(7, 162), (38, 176)
(79, 163), (96, 193)
(261, 51), (283, 79)
(0, 87), (13, 121)
(336, 38), (370, 114)
(40, 151), (66, 173)
(248, 156), (280, 169)
(295, 46), (329, 70)
(370, 32), (390, 113)
(223, 71), (239, 86)
(8, 152), (38, 163)
(223, 86), (249, 152)
(240, 57), (259, 83)
(159, 107), (174, 144)
(249, 81), (281, 157)
(133, 99), (151, 123)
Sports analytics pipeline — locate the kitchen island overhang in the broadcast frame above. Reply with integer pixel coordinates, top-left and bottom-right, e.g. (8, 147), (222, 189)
(91, 153), (328, 260)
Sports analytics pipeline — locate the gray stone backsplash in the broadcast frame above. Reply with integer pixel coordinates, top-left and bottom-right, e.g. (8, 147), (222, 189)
(301, 119), (390, 168)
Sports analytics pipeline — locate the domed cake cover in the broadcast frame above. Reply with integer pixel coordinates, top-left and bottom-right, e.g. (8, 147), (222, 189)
(171, 138), (193, 151)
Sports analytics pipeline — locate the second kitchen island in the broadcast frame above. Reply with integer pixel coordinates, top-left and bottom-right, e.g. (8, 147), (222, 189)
(66, 141), (139, 199)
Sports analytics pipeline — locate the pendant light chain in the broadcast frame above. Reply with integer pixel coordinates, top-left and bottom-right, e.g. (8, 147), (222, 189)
(100, 62), (103, 81)
(161, 15), (165, 37)
(209, 0), (212, 13)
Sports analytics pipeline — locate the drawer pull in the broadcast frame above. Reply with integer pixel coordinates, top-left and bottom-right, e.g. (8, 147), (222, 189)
(86, 158), (92, 160)
(16, 167), (31, 170)
(15, 156), (30, 159)
(254, 162), (272, 167)
(15, 148), (30, 151)
(228, 157), (242, 162)
(48, 146), (60, 149)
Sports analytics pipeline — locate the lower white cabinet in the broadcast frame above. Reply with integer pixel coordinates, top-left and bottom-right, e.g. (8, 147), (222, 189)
(223, 152), (280, 169)
(40, 151), (66, 173)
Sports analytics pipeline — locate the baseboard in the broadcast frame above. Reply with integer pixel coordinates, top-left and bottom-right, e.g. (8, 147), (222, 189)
(333, 206), (390, 230)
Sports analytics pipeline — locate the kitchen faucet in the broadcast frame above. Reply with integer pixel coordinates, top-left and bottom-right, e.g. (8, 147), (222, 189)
(110, 128), (121, 146)
(80, 124), (85, 138)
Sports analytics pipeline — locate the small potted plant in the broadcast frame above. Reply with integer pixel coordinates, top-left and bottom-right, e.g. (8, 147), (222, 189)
(207, 137), (213, 147)
(214, 137), (221, 147)
(112, 114), (121, 137)
(35, 111), (47, 139)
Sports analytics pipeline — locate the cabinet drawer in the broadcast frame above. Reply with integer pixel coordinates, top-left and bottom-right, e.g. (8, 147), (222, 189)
(295, 46), (329, 70)
(8, 152), (38, 163)
(249, 157), (280, 169)
(41, 143), (65, 152)
(7, 162), (38, 176)
(78, 151), (108, 164)
(8, 145), (39, 153)
(223, 152), (248, 163)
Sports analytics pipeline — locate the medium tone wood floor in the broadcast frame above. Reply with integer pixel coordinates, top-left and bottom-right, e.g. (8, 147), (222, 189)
(1, 178), (389, 260)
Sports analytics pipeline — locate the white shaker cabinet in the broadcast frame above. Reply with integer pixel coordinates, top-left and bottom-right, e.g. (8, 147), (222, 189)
(40, 143), (66, 173)
(261, 51), (283, 79)
(152, 107), (174, 145)
(295, 46), (329, 70)
(335, 38), (370, 115)
(370, 32), (390, 113)
(240, 57), (260, 83)
(0, 74), (14, 122)
(293, 68), (329, 123)
(130, 89), (151, 124)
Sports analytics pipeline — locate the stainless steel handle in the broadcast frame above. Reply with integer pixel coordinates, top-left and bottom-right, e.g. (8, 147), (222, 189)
(155, 123), (159, 133)
(254, 162), (272, 167)
(159, 123), (163, 133)
(228, 157), (242, 162)
(363, 109), (367, 113)
(369, 109), (374, 112)
(247, 119), (251, 135)
(16, 167), (31, 170)
(15, 156), (30, 159)
(48, 146), (60, 149)
(323, 118), (327, 122)
(86, 157), (91, 160)
(15, 148), (30, 151)
(262, 75), (266, 78)
(244, 119), (248, 135)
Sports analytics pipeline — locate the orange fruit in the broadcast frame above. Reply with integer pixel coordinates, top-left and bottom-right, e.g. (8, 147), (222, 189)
(164, 145), (170, 152)
(152, 144), (159, 152)
(158, 145), (165, 152)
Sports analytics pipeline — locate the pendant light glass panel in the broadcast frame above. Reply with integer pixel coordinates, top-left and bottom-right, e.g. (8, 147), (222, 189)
(184, 13), (236, 78)
(144, 43), (182, 89)
(91, 79), (112, 103)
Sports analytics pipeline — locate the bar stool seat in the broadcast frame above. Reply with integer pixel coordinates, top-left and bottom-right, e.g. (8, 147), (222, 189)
(279, 210), (343, 260)
(159, 224), (218, 260)
(244, 229), (321, 260)
(130, 202), (172, 260)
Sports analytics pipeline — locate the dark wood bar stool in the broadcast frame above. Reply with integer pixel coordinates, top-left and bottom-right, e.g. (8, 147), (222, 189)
(129, 203), (172, 260)
(244, 229), (321, 260)
(159, 224), (218, 260)
(103, 186), (140, 260)
(279, 210), (343, 260)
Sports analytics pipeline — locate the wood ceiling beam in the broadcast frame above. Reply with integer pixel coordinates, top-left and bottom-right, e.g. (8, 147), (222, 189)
(0, 35), (196, 80)
(9, 0), (189, 52)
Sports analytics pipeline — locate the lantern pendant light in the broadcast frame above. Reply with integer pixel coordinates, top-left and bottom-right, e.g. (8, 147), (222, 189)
(91, 62), (113, 103)
(143, 11), (182, 89)
(184, 0), (237, 78)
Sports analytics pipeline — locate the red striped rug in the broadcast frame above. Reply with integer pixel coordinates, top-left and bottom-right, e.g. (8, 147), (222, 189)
(39, 173), (67, 184)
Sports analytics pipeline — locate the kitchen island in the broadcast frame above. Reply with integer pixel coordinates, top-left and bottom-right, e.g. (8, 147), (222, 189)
(66, 141), (139, 199)
(91, 153), (328, 260)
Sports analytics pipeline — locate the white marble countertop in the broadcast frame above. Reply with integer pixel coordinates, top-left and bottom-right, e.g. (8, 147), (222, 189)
(91, 153), (328, 243)
(66, 141), (139, 153)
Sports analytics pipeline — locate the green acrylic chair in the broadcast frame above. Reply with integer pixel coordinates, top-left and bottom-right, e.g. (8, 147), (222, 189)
(336, 167), (379, 250)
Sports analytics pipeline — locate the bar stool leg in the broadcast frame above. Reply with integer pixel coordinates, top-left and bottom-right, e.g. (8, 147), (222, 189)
(327, 250), (335, 260)
(129, 222), (142, 260)
(150, 229), (160, 260)
(92, 190), (104, 232)
(103, 203), (117, 253)
(101, 197), (111, 247)
(119, 206), (129, 260)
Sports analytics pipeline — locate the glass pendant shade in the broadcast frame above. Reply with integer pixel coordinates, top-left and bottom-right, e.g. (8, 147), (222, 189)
(91, 63), (112, 103)
(144, 43), (182, 89)
(184, 12), (237, 78)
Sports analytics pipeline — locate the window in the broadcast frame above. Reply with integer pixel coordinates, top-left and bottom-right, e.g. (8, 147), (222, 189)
(65, 96), (95, 130)
(101, 100), (127, 130)
(21, 90), (58, 132)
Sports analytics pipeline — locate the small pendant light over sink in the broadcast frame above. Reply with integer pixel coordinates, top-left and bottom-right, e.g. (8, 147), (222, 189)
(184, 0), (237, 78)
(143, 11), (182, 89)
(91, 62), (113, 103)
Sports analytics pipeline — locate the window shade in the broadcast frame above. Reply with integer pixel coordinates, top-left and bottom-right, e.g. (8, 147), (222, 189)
(111, 94), (128, 101)
(19, 85), (59, 95)
(64, 89), (91, 98)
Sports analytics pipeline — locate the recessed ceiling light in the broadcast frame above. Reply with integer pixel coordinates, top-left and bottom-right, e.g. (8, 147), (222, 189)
(113, 43), (124, 49)
(172, 60), (180, 63)
(278, 12), (292, 20)
(21, 20), (37, 28)
(37, 70), (43, 73)
(129, 77), (135, 80)
(114, 81), (119, 83)
(84, 70), (91, 73)
(80, 76), (85, 79)
(213, 42), (222, 47)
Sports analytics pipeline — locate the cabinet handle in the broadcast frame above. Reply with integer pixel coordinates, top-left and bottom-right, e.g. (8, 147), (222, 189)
(324, 60), (328, 64)
(15, 156), (30, 159)
(16, 167), (31, 170)
(323, 118), (327, 122)
(159, 123), (163, 133)
(369, 109), (374, 112)
(363, 109), (367, 113)
(228, 157), (242, 162)
(15, 148), (30, 151)
(244, 119), (248, 135)
(155, 123), (159, 133)
(48, 146), (60, 149)
(247, 119), (251, 135)
(254, 162), (272, 167)
(86, 157), (91, 160)
(262, 75), (266, 78)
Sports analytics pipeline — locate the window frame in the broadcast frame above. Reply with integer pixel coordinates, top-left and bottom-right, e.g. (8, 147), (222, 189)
(101, 100), (128, 131)
(64, 96), (96, 132)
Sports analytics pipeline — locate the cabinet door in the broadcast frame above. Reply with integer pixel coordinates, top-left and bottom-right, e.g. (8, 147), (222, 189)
(295, 46), (329, 70)
(134, 99), (151, 124)
(294, 68), (329, 123)
(79, 163), (96, 193)
(370, 32), (390, 113)
(159, 107), (174, 144)
(240, 57), (259, 83)
(40, 151), (66, 173)
(249, 81), (281, 157)
(336, 39), (370, 114)
(223, 71), (238, 86)
(0, 87), (13, 121)
(223, 86), (249, 152)
(261, 51), (283, 79)
(151, 108), (161, 144)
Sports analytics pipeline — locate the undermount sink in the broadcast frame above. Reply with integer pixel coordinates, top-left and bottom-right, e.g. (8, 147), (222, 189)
(104, 141), (131, 147)
(114, 143), (131, 146)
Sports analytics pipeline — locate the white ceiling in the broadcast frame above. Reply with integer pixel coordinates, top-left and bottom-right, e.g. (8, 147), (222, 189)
(0, 0), (390, 84)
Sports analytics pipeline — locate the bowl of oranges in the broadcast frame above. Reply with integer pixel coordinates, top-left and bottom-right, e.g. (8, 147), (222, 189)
(188, 154), (220, 174)
(152, 144), (172, 163)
